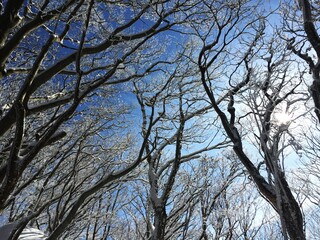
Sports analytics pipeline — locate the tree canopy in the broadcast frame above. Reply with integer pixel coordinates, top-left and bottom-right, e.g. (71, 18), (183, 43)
(0, 0), (320, 239)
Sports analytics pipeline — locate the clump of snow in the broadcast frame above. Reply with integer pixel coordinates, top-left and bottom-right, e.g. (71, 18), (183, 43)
(0, 224), (47, 240)
(18, 227), (47, 240)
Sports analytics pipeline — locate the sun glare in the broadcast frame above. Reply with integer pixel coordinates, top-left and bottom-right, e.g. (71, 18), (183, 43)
(275, 112), (292, 125)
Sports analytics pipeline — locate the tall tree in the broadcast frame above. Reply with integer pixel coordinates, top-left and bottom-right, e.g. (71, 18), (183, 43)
(195, 1), (307, 239)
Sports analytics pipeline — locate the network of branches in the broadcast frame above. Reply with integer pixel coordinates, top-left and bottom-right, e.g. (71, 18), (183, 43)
(0, 0), (320, 239)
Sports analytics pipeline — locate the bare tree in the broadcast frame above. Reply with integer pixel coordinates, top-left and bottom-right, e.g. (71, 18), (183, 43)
(0, 0), (196, 211)
(3, 1), (320, 239)
(0, 0), (200, 239)
(195, 1), (306, 239)
(284, 0), (320, 123)
(133, 60), (230, 239)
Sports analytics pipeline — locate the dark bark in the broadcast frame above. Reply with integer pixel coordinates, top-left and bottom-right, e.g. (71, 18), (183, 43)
(151, 206), (167, 240)
(278, 174), (305, 240)
(0, 0), (24, 47)
(297, 0), (320, 123)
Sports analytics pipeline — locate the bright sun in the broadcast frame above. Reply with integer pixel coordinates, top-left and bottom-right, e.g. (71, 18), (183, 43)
(274, 112), (292, 125)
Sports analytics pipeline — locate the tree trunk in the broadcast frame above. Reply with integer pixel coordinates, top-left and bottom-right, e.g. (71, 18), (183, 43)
(151, 206), (167, 240)
(279, 176), (305, 240)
